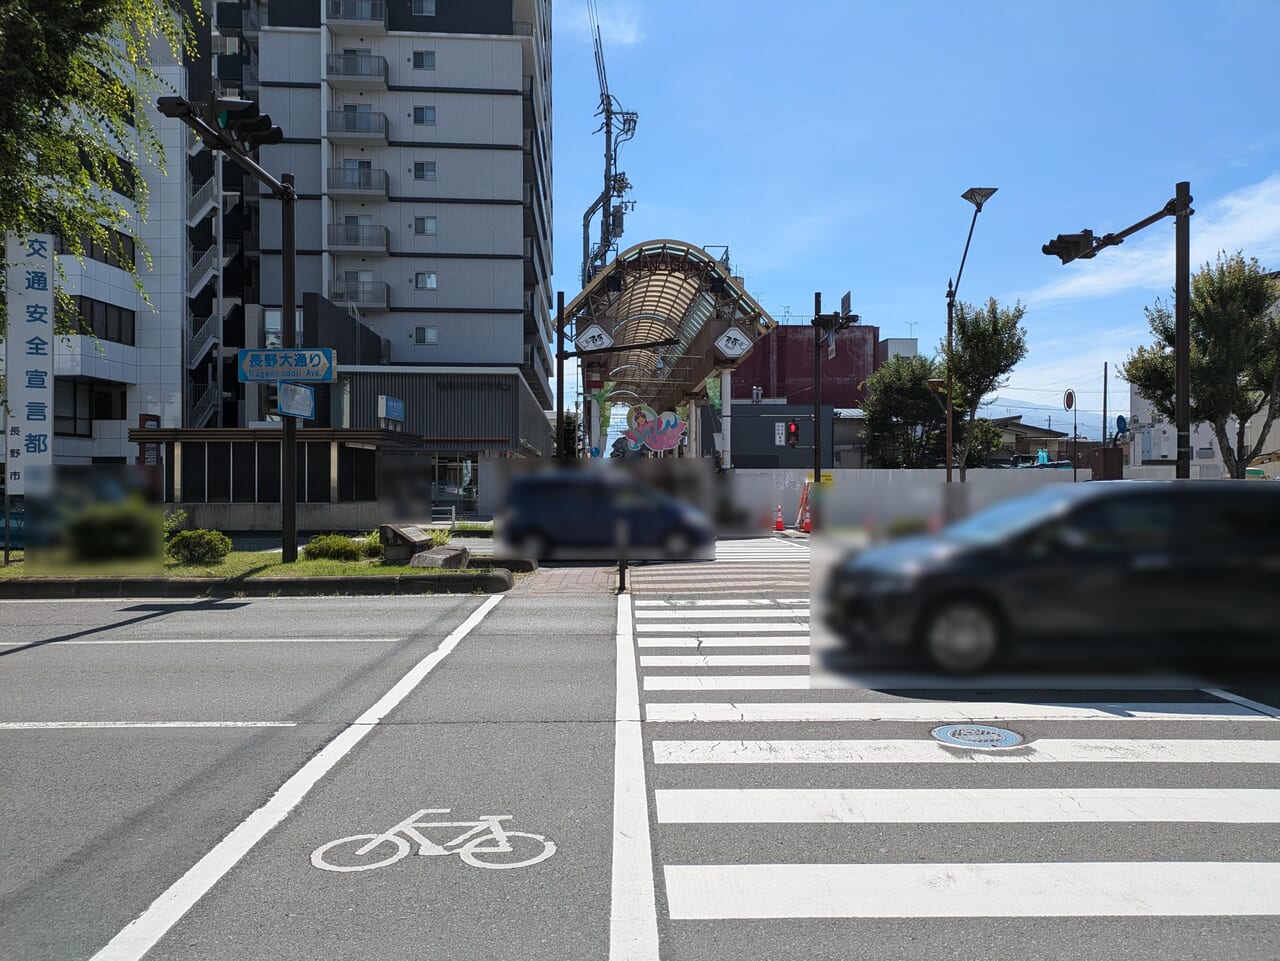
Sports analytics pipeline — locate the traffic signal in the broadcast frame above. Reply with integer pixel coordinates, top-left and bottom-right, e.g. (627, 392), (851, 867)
(1042, 230), (1097, 264)
(786, 420), (799, 448)
(204, 95), (283, 153)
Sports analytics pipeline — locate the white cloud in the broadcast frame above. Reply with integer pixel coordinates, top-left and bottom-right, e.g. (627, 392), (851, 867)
(1018, 172), (1280, 305)
(556, 1), (644, 48)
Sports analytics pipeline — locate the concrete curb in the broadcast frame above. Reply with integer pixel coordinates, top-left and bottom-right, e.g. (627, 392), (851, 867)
(466, 557), (538, 574)
(0, 570), (514, 599)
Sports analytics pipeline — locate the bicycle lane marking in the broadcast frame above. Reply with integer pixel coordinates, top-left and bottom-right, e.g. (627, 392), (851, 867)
(611, 592), (660, 961)
(88, 594), (503, 961)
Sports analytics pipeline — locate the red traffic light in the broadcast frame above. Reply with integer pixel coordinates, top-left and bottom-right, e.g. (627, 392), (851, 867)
(786, 420), (799, 448)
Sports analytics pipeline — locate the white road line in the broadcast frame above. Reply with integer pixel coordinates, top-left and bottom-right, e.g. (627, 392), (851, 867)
(635, 623), (808, 634)
(0, 721), (296, 730)
(1203, 688), (1280, 719)
(652, 738), (1280, 765)
(812, 672), (1212, 691)
(634, 599), (790, 607)
(663, 862), (1280, 919)
(634, 609), (809, 619)
(638, 637), (810, 648)
(88, 595), (503, 961)
(610, 596), (659, 961)
(0, 638), (402, 647)
(643, 701), (1268, 723)
(655, 787), (1280, 824)
(645, 675), (811, 691)
(639, 654), (810, 668)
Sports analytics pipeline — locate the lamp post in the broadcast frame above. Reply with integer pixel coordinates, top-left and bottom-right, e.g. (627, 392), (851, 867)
(945, 187), (997, 483)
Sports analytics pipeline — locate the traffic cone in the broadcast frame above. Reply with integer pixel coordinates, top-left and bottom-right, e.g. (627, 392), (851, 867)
(802, 504), (812, 534)
(775, 505), (784, 532)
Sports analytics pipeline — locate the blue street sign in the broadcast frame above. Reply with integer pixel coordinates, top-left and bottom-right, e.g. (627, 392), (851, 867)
(277, 382), (315, 420)
(238, 348), (335, 383)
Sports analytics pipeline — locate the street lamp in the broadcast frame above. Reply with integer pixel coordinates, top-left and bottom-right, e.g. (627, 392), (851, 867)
(945, 187), (997, 483)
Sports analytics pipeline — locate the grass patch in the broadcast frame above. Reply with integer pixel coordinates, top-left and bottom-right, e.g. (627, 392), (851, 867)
(0, 550), (453, 579)
(452, 521), (493, 532)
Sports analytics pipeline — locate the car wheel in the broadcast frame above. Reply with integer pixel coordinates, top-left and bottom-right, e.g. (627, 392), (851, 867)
(661, 529), (692, 558)
(921, 599), (1002, 674)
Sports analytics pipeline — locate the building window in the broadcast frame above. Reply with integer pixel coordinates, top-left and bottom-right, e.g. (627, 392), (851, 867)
(56, 231), (135, 271)
(415, 271), (438, 290)
(414, 215), (437, 236)
(415, 325), (438, 345)
(413, 106), (436, 125)
(73, 295), (135, 345)
(412, 0), (437, 15)
(413, 161), (437, 181)
(54, 381), (125, 438)
(413, 50), (436, 70)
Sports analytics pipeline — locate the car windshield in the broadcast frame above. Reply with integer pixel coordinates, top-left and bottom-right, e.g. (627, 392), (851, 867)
(942, 486), (1085, 545)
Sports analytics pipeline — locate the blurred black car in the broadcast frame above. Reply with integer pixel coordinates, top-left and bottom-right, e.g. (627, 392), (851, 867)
(497, 471), (714, 560)
(824, 481), (1280, 673)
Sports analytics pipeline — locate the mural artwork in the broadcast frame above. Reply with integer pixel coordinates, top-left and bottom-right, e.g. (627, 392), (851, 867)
(623, 405), (686, 453)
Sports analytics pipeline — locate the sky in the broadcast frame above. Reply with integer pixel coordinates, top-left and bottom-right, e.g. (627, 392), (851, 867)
(547, 0), (1280, 441)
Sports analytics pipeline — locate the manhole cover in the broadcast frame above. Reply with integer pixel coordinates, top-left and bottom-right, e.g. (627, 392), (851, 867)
(930, 724), (1023, 749)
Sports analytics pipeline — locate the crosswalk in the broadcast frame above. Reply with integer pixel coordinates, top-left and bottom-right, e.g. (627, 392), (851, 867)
(620, 572), (1280, 959)
(624, 536), (811, 594)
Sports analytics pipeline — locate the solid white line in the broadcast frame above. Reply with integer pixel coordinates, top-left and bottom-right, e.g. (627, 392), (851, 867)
(643, 701), (1267, 723)
(812, 672), (1212, 691)
(1203, 688), (1280, 719)
(634, 609), (809, 619)
(0, 638), (402, 647)
(609, 595), (659, 961)
(663, 862), (1280, 919)
(645, 675), (810, 691)
(638, 636), (811, 648)
(640, 654), (810, 668)
(655, 787), (1280, 824)
(88, 595), (503, 961)
(635, 623), (808, 634)
(0, 721), (296, 730)
(634, 599), (788, 607)
(652, 738), (1280, 765)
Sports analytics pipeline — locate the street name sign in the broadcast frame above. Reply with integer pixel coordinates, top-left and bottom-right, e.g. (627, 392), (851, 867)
(576, 324), (613, 351)
(238, 348), (335, 383)
(714, 327), (752, 358)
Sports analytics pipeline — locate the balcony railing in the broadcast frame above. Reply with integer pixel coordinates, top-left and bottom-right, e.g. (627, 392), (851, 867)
(186, 315), (217, 368)
(326, 0), (387, 30)
(326, 53), (388, 86)
(328, 280), (389, 309)
(326, 167), (389, 196)
(326, 110), (388, 141)
(188, 177), (215, 223)
(327, 223), (389, 252)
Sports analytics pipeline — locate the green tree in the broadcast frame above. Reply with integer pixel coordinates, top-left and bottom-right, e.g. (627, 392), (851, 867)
(964, 417), (1006, 469)
(861, 354), (948, 468)
(0, 0), (199, 333)
(1123, 251), (1280, 478)
(943, 298), (1029, 481)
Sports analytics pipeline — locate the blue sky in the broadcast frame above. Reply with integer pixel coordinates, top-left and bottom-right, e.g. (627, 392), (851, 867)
(548, 0), (1280, 438)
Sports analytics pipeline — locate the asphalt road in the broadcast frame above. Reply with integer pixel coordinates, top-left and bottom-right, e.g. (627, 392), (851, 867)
(3, 537), (1279, 961)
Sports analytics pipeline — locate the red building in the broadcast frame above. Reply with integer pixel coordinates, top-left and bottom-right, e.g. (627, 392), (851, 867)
(729, 323), (881, 408)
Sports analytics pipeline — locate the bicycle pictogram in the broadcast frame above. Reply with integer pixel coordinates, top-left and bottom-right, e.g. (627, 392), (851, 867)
(310, 807), (556, 872)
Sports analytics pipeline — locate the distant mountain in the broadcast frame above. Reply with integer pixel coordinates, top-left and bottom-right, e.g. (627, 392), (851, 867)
(980, 395), (1127, 441)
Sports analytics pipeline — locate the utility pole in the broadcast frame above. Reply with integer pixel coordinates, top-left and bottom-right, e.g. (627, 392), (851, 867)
(813, 292), (823, 481)
(1102, 361), (1108, 446)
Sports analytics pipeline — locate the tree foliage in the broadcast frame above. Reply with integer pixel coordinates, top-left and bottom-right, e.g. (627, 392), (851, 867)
(943, 297), (1028, 480)
(0, 0), (199, 332)
(965, 417), (1006, 468)
(861, 354), (949, 468)
(1122, 251), (1280, 478)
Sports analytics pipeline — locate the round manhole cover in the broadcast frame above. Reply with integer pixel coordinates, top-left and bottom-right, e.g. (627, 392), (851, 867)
(931, 724), (1024, 749)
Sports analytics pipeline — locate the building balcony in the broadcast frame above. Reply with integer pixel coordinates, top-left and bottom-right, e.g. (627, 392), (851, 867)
(328, 280), (389, 310)
(326, 0), (387, 34)
(326, 110), (388, 145)
(326, 167), (389, 200)
(328, 223), (389, 255)
(326, 53), (388, 90)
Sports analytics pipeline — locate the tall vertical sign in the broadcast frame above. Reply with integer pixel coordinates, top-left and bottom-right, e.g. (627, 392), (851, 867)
(5, 233), (56, 498)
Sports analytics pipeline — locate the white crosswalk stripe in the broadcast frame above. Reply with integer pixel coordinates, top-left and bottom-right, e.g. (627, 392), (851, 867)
(625, 536), (811, 595)
(617, 571), (1280, 955)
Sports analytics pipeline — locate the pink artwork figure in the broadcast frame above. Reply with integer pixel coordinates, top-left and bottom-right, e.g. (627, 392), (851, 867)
(624, 405), (687, 452)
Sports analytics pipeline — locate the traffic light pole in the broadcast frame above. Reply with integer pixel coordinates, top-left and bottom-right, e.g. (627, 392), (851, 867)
(812, 292), (823, 481)
(280, 174), (298, 562)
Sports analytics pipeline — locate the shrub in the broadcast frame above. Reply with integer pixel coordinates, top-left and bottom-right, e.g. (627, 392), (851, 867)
(166, 529), (232, 565)
(361, 530), (383, 558)
(162, 508), (189, 542)
(66, 498), (164, 562)
(303, 533), (362, 561)
(430, 529), (451, 548)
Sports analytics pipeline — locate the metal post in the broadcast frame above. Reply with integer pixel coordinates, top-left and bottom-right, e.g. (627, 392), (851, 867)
(1174, 180), (1192, 480)
(1073, 406), (1078, 483)
(555, 291), (565, 458)
(280, 173), (298, 563)
(3, 407), (9, 566)
(945, 283), (954, 483)
(1102, 361), (1108, 447)
(813, 291), (822, 481)
(720, 368), (732, 470)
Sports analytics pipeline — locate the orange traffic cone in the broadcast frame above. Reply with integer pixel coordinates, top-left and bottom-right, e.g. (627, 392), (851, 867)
(802, 504), (812, 534)
(774, 505), (784, 532)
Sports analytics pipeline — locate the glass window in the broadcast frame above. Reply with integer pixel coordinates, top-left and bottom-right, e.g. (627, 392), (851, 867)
(412, 0), (437, 15)
(414, 215), (437, 235)
(413, 106), (436, 125)
(413, 161), (437, 181)
(413, 50), (436, 70)
(415, 271), (437, 290)
(415, 325), (438, 345)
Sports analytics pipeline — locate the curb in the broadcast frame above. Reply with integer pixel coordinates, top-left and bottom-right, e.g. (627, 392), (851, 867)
(466, 557), (538, 574)
(0, 570), (514, 599)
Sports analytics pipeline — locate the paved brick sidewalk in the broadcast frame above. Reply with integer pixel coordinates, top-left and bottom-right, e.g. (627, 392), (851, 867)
(509, 563), (619, 595)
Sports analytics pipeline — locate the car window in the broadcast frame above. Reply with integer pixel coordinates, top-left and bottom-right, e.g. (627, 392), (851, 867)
(1183, 491), (1280, 542)
(1064, 495), (1174, 554)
